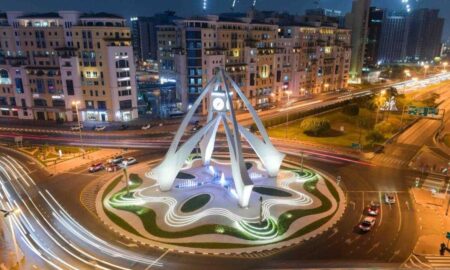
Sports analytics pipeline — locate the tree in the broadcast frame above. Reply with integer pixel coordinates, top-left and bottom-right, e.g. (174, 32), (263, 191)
(300, 117), (331, 136)
(366, 130), (385, 145)
(342, 104), (360, 116)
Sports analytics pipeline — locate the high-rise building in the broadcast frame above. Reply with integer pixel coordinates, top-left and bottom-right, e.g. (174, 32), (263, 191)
(157, 14), (351, 113)
(130, 11), (181, 62)
(406, 9), (444, 61)
(0, 11), (138, 122)
(377, 11), (409, 64)
(364, 7), (384, 67)
(302, 8), (346, 28)
(346, 0), (371, 83)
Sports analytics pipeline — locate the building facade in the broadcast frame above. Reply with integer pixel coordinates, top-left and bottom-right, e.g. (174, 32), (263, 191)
(406, 9), (444, 62)
(0, 11), (138, 122)
(346, 0), (371, 83)
(377, 11), (409, 64)
(157, 15), (351, 113)
(364, 7), (383, 67)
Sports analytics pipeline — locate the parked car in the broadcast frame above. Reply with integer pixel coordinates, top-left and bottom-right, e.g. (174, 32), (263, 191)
(384, 193), (396, 204)
(94, 125), (106, 131)
(191, 124), (202, 131)
(71, 124), (83, 131)
(367, 202), (380, 216)
(123, 157), (137, 165)
(88, 163), (104, 173)
(141, 124), (151, 130)
(105, 163), (119, 172)
(119, 124), (129, 130)
(110, 155), (124, 164)
(358, 216), (376, 232)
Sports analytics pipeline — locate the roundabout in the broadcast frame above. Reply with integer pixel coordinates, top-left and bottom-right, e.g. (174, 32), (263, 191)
(96, 69), (346, 254)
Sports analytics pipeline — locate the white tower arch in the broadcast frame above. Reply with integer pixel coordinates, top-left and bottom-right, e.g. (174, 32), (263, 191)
(147, 68), (285, 208)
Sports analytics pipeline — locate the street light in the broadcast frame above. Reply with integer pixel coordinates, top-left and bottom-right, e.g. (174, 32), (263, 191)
(423, 64), (430, 78)
(72, 101), (84, 154)
(121, 160), (130, 196)
(1, 208), (22, 266)
(324, 83), (330, 92)
(443, 62), (448, 72)
(375, 90), (386, 124)
(285, 90), (292, 139)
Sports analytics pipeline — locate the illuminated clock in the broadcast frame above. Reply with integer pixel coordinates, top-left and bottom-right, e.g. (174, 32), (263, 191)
(212, 97), (225, 111)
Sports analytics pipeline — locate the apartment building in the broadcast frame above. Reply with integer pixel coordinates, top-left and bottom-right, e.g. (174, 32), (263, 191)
(0, 11), (137, 122)
(157, 15), (351, 113)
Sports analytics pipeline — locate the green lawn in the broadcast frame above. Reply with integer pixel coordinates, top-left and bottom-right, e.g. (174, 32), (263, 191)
(444, 134), (450, 148)
(268, 108), (413, 149)
(180, 194), (211, 213)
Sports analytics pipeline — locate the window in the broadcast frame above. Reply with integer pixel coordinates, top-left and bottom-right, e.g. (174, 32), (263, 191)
(115, 60), (129, 68)
(97, 101), (106, 110)
(15, 78), (24, 94)
(33, 99), (47, 107)
(85, 100), (94, 109)
(119, 100), (132, 110)
(66, 80), (74, 95)
(36, 79), (45, 93)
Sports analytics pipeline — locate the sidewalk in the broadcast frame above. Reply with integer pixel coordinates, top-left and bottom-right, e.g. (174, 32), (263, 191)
(411, 188), (450, 256)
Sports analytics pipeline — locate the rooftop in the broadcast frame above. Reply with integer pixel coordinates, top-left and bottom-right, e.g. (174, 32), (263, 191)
(18, 12), (62, 19)
(80, 12), (124, 19)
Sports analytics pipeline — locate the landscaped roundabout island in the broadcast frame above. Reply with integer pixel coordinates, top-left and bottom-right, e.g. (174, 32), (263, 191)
(96, 69), (346, 254)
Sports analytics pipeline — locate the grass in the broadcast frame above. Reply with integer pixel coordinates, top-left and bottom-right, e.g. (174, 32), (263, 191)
(103, 172), (341, 249)
(444, 134), (450, 148)
(180, 194), (211, 213)
(268, 108), (413, 149)
(253, 186), (292, 197)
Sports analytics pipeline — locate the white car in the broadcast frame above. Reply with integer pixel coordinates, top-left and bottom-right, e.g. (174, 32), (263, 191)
(94, 125), (106, 131)
(141, 124), (151, 130)
(358, 216), (376, 232)
(123, 157), (137, 165)
(71, 125), (83, 131)
(384, 193), (396, 204)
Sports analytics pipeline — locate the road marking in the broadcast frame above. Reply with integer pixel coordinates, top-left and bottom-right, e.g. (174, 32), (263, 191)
(145, 249), (169, 270)
(367, 242), (380, 253)
(327, 227), (338, 239)
(388, 249), (401, 262)
(395, 192), (402, 233)
(378, 191), (383, 227)
(117, 240), (138, 247)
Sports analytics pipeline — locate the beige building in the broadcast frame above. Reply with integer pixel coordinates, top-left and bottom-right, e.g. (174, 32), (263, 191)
(156, 15), (351, 114)
(0, 11), (138, 122)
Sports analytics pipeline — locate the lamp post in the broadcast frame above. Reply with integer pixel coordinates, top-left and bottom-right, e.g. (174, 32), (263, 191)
(324, 83), (330, 92)
(375, 90), (386, 125)
(122, 160), (130, 196)
(1, 208), (21, 267)
(443, 62), (448, 73)
(72, 101), (84, 152)
(285, 90), (292, 139)
(423, 64), (430, 78)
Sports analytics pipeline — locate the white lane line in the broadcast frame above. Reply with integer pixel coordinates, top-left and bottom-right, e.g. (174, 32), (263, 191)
(395, 192), (402, 233)
(145, 250), (169, 270)
(367, 242), (380, 253)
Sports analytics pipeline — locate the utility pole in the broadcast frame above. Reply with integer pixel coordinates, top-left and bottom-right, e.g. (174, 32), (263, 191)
(285, 90), (292, 139)
(300, 151), (304, 173)
(259, 196), (263, 224)
(122, 161), (130, 196)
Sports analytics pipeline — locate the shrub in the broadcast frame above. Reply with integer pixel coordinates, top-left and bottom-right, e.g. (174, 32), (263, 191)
(300, 117), (331, 136)
(366, 130), (385, 145)
(342, 104), (360, 116)
(374, 121), (396, 135)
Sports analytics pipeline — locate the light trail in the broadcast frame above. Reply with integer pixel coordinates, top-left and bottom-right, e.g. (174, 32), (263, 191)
(0, 154), (164, 269)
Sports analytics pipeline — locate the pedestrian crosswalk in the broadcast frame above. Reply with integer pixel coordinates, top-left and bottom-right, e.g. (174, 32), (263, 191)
(372, 155), (407, 167)
(421, 175), (446, 193)
(403, 254), (450, 269)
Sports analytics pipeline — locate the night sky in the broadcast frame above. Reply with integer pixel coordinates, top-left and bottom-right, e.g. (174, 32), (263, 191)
(2, 0), (449, 39)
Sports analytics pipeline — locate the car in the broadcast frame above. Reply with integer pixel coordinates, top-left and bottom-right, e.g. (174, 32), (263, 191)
(88, 163), (104, 173)
(191, 124), (202, 131)
(358, 216), (376, 232)
(141, 124), (151, 130)
(123, 157), (137, 165)
(110, 155), (124, 164)
(384, 193), (396, 204)
(105, 163), (119, 172)
(71, 125), (83, 131)
(119, 124), (129, 130)
(94, 125), (106, 131)
(367, 202), (380, 216)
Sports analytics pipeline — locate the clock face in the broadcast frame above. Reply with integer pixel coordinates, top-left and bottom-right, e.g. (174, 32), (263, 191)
(212, 97), (225, 111)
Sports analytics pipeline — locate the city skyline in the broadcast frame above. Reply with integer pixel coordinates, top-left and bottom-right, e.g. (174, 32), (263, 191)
(2, 0), (450, 38)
